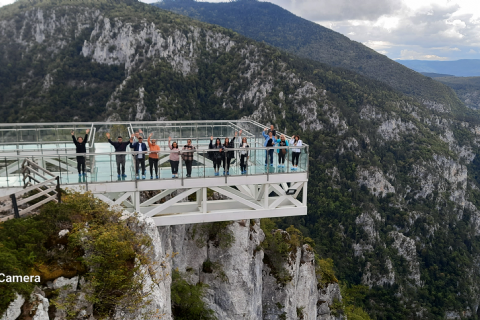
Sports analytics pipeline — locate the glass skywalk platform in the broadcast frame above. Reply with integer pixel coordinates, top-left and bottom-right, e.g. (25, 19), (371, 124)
(0, 121), (308, 225)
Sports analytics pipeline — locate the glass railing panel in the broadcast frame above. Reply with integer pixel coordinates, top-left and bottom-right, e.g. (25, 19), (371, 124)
(297, 147), (308, 173)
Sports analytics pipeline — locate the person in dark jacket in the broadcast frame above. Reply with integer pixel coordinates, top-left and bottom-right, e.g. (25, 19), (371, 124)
(106, 132), (130, 178)
(262, 128), (276, 167)
(129, 134), (148, 180)
(222, 131), (240, 175)
(209, 137), (224, 176)
(182, 139), (196, 178)
(71, 129), (89, 176)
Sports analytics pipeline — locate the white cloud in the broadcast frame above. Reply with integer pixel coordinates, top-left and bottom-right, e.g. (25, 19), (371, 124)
(399, 49), (449, 60)
(0, 0), (15, 7)
(249, 0), (480, 60)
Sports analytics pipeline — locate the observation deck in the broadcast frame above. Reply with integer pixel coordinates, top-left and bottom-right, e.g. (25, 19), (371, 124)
(0, 120), (308, 225)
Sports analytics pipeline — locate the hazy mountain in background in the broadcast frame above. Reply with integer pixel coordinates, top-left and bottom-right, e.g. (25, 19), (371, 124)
(155, 0), (464, 111)
(399, 59), (480, 77)
(421, 72), (454, 78)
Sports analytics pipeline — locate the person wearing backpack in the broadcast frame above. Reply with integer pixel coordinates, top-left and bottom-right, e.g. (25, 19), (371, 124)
(262, 128), (276, 167)
(239, 134), (249, 174)
(209, 136), (224, 176)
(276, 134), (289, 168)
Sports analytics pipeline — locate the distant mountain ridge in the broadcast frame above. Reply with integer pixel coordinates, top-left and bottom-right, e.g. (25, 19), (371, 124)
(155, 0), (464, 111)
(399, 59), (480, 77)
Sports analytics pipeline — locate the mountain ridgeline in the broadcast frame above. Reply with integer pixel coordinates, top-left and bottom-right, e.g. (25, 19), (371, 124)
(2, 0), (480, 319)
(155, 0), (464, 112)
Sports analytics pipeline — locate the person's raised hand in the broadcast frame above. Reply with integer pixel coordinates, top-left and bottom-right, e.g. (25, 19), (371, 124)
(139, 129), (143, 134)
(210, 136), (213, 140)
(86, 129), (90, 134)
(239, 130), (242, 135)
(149, 132), (153, 138)
(130, 133), (135, 138)
(168, 136), (172, 141)
(234, 131), (238, 136)
(106, 133), (110, 139)
(71, 130), (74, 136)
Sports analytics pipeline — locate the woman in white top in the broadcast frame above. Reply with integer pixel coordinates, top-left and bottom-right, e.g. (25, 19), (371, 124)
(289, 135), (303, 170)
(239, 134), (249, 174)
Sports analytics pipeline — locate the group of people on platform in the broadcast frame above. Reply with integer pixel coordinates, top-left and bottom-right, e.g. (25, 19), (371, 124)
(71, 125), (303, 180)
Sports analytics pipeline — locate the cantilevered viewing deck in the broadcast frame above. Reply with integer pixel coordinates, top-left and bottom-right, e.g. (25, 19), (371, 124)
(0, 120), (308, 225)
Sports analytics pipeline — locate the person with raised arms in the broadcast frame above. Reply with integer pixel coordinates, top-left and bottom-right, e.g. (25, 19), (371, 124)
(106, 132), (130, 179)
(71, 129), (90, 177)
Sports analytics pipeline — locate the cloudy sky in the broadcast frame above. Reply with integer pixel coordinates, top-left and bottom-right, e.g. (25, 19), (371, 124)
(267, 0), (480, 61)
(196, 0), (480, 61)
(1, 0), (479, 61)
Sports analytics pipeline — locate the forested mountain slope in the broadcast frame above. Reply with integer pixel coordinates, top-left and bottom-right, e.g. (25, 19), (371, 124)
(435, 76), (480, 110)
(155, 0), (464, 112)
(2, 0), (480, 318)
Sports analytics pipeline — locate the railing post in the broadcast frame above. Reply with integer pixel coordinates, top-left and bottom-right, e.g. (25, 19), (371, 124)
(224, 149), (227, 183)
(266, 147), (269, 182)
(56, 176), (62, 204)
(10, 193), (20, 219)
(5, 157), (9, 182)
(180, 150), (184, 187)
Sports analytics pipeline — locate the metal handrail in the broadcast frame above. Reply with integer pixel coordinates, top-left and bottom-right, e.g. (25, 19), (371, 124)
(0, 145), (307, 159)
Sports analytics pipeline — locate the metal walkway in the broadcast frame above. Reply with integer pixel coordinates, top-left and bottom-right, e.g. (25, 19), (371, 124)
(0, 121), (308, 225)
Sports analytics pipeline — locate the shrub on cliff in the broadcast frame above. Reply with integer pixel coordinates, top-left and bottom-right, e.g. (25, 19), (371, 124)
(0, 191), (157, 319)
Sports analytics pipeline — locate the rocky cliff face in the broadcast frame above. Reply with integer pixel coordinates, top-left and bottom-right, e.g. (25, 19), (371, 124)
(1, 217), (342, 320)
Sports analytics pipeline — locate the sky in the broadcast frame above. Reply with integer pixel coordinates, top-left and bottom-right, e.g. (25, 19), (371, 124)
(1, 0), (479, 61)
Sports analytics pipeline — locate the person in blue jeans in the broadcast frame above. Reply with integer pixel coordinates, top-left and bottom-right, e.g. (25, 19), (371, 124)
(129, 134), (148, 179)
(275, 134), (289, 168)
(262, 128), (275, 167)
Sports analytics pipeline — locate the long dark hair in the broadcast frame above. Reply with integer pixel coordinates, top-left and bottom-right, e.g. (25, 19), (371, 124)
(172, 142), (178, 148)
(215, 138), (221, 147)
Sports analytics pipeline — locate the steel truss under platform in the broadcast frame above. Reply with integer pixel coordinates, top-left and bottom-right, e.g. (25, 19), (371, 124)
(71, 173), (307, 225)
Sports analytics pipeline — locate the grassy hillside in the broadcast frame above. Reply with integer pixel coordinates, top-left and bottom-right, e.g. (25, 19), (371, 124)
(155, 0), (464, 110)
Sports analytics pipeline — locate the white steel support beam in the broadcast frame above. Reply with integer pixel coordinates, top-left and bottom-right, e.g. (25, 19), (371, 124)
(140, 189), (176, 207)
(210, 186), (263, 210)
(144, 188), (200, 217)
(202, 187), (207, 213)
